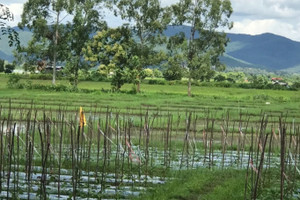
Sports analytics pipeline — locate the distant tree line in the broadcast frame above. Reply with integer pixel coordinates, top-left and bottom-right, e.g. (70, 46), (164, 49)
(6, 1), (300, 93)
(0, 59), (15, 73)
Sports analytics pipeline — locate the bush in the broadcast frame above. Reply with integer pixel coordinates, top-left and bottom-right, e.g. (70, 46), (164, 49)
(214, 74), (226, 82)
(29, 73), (53, 80)
(29, 84), (96, 93)
(226, 77), (236, 83)
(148, 79), (166, 85)
(153, 69), (163, 78)
(0, 59), (4, 73)
(214, 82), (233, 88)
(163, 65), (183, 81)
(292, 82), (300, 90)
(4, 64), (15, 73)
(90, 71), (108, 81)
(7, 74), (22, 88)
(143, 68), (153, 78)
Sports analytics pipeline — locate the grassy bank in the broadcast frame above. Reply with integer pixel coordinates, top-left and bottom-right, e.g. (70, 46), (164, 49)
(1, 75), (300, 122)
(136, 168), (246, 200)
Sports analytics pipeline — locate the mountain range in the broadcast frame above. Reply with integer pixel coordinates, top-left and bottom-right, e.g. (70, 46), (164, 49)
(1, 26), (300, 73)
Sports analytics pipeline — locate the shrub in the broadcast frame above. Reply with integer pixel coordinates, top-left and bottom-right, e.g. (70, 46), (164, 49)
(89, 71), (108, 81)
(214, 82), (233, 88)
(7, 74), (22, 88)
(214, 74), (226, 82)
(143, 68), (153, 78)
(292, 82), (300, 90)
(4, 64), (15, 73)
(163, 65), (183, 81)
(0, 59), (4, 72)
(29, 73), (53, 80)
(148, 79), (166, 85)
(153, 69), (163, 78)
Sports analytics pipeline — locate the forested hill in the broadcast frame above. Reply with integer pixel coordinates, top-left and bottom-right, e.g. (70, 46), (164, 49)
(165, 25), (300, 72)
(225, 32), (300, 72)
(1, 26), (300, 73)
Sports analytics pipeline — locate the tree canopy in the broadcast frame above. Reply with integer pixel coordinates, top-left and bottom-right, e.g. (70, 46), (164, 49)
(84, 26), (136, 91)
(18, 0), (75, 84)
(171, 0), (233, 96)
(64, 0), (107, 86)
(0, 4), (20, 48)
(5, 0), (234, 95)
(113, 0), (171, 92)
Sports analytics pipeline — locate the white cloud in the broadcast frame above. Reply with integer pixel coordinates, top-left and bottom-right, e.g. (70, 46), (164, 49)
(230, 0), (300, 41)
(8, 4), (23, 18)
(2, 3), (23, 26)
(234, 0), (300, 21)
(160, 0), (179, 7)
(229, 19), (300, 41)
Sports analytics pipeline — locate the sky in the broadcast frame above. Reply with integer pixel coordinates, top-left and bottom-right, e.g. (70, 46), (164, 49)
(1, 0), (300, 42)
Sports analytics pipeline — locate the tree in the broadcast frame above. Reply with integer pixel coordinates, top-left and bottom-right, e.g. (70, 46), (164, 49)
(84, 26), (135, 91)
(163, 32), (187, 81)
(144, 68), (154, 78)
(171, 0), (233, 96)
(0, 59), (4, 72)
(153, 69), (163, 78)
(0, 4), (20, 48)
(163, 59), (184, 81)
(114, 0), (171, 92)
(4, 63), (15, 73)
(64, 0), (107, 87)
(19, 0), (74, 84)
(14, 36), (54, 73)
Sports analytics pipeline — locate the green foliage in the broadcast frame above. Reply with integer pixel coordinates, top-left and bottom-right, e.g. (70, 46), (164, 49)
(4, 63), (15, 73)
(148, 79), (166, 85)
(29, 73), (58, 80)
(214, 74), (226, 82)
(0, 59), (4, 72)
(18, 0), (73, 84)
(292, 82), (300, 90)
(89, 71), (108, 82)
(114, 0), (171, 92)
(163, 32), (187, 81)
(143, 68), (153, 78)
(136, 169), (246, 200)
(249, 75), (269, 89)
(163, 60), (184, 81)
(0, 4), (20, 48)
(153, 69), (163, 78)
(84, 27), (134, 91)
(64, 0), (107, 86)
(7, 73), (21, 88)
(23, 62), (36, 73)
(171, 0), (233, 95)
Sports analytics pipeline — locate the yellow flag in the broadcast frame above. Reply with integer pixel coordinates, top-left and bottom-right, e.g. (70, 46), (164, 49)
(79, 107), (86, 127)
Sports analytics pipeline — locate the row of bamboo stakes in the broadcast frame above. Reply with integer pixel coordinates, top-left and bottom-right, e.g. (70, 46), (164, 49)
(0, 100), (298, 199)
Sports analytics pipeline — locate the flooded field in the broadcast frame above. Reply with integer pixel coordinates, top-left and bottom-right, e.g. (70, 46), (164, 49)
(0, 100), (299, 199)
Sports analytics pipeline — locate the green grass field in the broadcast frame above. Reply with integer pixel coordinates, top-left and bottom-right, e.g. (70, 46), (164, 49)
(1, 76), (300, 119)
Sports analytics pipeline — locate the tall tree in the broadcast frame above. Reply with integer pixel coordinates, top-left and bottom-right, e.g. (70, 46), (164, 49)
(0, 4), (20, 48)
(171, 0), (233, 96)
(64, 0), (107, 87)
(114, 0), (171, 92)
(84, 26), (135, 91)
(19, 0), (74, 84)
(163, 32), (187, 81)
